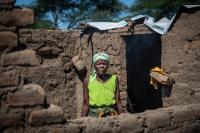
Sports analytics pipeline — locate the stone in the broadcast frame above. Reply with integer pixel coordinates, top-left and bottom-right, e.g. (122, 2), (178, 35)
(0, 70), (19, 87)
(0, 31), (17, 48)
(0, 8), (34, 27)
(7, 84), (45, 106)
(0, 114), (22, 129)
(1, 49), (39, 66)
(28, 104), (64, 126)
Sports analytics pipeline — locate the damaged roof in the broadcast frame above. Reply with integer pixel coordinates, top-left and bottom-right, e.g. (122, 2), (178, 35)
(86, 5), (200, 35)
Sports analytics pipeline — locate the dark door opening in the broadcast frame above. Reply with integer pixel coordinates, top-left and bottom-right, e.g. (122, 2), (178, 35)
(122, 33), (162, 113)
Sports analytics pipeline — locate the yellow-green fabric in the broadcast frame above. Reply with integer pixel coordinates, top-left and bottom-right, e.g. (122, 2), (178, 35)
(88, 74), (116, 107)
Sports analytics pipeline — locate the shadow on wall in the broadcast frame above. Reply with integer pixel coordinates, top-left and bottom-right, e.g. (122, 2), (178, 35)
(122, 33), (162, 113)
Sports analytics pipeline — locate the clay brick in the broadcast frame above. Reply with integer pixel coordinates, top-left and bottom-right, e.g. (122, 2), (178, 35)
(0, 70), (19, 87)
(0, 31), (17, 48)
(1, 49), (39, 66)
(0, 4), (13, 9)
(0, 25), (16, 32)
(191, 104), (200, 119)
(172, 106), (195, 123)
(48, 124), (80, 133)
(183, 123), (200, 133)
(122, 100), (127, 107)
(134, 24), (153, 34)
(37, 46), (52, 55)
(118, 114), (144, 133)
(0, 114), (22, 129)
(7, 84), (45, 106)
(51, 45), (63, 55)
(189, 40), (200, 49)
(64, 124), (81, 133)
(0, 0), (15, 4)
(38, 46), (63, 56)
(114, 56), (121, 65)
(28, 104), (64, 126)
(48, 127), (65, 133)
(0, 8), (34, 27)
(120, 91), (127, 100)
(145, 110), (171, 129)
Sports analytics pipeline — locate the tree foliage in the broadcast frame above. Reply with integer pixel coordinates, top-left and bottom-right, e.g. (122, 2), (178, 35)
(31, 0), (77, 29)
(28, 19), (55, 29)
(67, 0), (125, 28)
(130, 0), (200, 19)
(29, 0), (126, 29)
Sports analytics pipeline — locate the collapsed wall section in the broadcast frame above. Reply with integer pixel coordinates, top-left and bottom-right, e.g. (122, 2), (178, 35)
(0, 2), (80, 132)
(18, 29), (80, 119)
(15, 104), (200, 133)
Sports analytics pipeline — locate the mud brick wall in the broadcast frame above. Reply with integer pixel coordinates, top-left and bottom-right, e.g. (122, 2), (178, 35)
(0, 5), (80, 121)
(0, 0), (79, 131)
(161, 10), (200, 107)
(18, 29), (80, 120)
(1, 1), (200, 132)
(0, 29), (80, 120)
(17, 104), (200, 133)
(17, 29), (129, 118)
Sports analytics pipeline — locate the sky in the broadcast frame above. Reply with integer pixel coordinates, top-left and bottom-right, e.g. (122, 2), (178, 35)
(16, 0), (35, 6)
(16, 0), (135, 29)
(120, 0), (135, 7)
(16, 0), (135, 7)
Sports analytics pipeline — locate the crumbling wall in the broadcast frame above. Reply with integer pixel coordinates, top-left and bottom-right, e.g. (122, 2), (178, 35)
(0, 0), (200, 132)
(18, 29), (80, 120)
(0, 0), (79, 128)
(161, 10), (200, 107)
(8, 104), (199, 133)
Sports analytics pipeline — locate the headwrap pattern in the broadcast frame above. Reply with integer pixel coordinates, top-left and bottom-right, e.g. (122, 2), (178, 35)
(91, 52), (109, 81)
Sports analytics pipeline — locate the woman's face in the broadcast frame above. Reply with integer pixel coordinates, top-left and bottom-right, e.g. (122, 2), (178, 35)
(94, 59), (108, 76)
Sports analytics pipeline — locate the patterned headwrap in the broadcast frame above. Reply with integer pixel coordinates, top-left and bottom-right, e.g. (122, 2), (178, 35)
(90, 52), (109, 81)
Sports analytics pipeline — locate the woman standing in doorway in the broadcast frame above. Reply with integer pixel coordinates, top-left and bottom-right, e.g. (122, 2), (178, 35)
(81, 52), (123, 117)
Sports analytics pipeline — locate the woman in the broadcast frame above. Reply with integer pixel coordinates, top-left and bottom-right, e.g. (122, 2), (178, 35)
(81, 52), (123, 117)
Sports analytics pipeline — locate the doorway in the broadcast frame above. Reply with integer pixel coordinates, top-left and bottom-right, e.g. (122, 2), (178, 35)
(122, 33), (162, 113)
